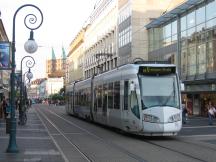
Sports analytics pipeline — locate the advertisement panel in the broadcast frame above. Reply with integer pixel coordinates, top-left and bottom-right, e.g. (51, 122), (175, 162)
(0, 42), (10, 69)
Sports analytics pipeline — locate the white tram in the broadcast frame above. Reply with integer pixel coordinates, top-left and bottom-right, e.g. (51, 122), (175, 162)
(65, 62), (182, 136)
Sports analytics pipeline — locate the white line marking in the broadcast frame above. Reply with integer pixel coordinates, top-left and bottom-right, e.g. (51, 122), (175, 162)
(179, 134), (216, 138)
(182, 126), (216, 129)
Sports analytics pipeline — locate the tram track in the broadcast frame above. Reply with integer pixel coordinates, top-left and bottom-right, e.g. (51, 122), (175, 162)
(142, 140), (207, 162)
(36, 108), (94, 162)
(176, 137), (216, 152)
(58, 107), (216, 162)
(36, 107), (148, 162)
(39, 106), (216, 162)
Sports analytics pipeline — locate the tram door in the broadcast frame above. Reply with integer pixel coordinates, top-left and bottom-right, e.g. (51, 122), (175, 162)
(122, 80), (140, 131)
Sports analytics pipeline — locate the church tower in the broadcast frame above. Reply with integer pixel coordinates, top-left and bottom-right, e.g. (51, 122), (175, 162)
(46, 47), (66, 78)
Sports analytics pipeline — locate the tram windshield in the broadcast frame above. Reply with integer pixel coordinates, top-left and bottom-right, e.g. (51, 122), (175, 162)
(139, 75), (180, 109)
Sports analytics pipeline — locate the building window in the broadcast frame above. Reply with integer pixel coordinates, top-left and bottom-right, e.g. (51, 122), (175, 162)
(196, 6), (205, 25)
(118, 26), (132, 48)
(206, 1), (216, 21)
(197, 44), (206, 74)
(187, 46), (196, 76)
(206, 41), (214, 73)
(181, 48), (187, 76)
(181, 16), (187, 31)
(187, 11), (195, 28)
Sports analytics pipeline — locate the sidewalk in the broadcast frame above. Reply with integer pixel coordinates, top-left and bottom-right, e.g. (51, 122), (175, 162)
(0, 108), (64, 162)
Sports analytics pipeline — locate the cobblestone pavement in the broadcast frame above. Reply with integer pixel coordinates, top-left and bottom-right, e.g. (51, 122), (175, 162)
(0, 108), (65, 162)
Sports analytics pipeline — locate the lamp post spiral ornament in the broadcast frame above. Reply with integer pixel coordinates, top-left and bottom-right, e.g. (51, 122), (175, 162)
(19, 56), (35, 127)
(7, 4), (43, 153)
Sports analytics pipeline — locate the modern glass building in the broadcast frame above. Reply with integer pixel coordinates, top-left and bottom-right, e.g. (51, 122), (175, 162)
(146, 0), (216, 116)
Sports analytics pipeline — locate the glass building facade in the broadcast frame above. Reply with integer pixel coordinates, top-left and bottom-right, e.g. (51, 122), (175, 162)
(147, 0), (216, 116)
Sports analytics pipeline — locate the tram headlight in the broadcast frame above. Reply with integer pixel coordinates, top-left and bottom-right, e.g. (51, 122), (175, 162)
(143, 114), (160, 123)
(168, 113), (181, 123)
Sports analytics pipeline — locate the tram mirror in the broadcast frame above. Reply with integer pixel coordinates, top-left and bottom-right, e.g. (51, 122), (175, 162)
(130, 82), (135, 91)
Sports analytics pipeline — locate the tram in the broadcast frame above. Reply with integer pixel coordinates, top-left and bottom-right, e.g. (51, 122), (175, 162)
(65, 61), (182, 136)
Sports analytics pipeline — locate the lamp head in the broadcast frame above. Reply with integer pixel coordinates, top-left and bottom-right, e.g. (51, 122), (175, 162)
(24, 30), (38, 54)
(26, 71), (33, 80)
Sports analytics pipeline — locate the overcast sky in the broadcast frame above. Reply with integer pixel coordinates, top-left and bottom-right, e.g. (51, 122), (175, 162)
(0, 0), (96, 79)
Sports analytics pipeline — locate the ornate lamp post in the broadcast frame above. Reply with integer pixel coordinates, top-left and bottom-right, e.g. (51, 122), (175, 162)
(19, 56), (35, 121)
(7, 4), (43, 153)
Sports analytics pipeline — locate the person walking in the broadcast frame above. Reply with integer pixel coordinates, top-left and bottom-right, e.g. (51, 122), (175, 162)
(182, 102), (188, 124)
(0, 98), (3, 119)
(207, 101), (216, 125)
(2, 96), (8, 119)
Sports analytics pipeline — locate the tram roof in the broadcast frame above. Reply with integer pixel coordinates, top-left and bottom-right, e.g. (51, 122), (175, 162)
(66, 62), (176, 86)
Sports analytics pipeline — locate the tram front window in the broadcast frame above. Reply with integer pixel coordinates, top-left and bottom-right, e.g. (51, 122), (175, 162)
(139, 75), (179, 109)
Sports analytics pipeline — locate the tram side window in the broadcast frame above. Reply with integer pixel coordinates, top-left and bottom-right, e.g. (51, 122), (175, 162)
(83, 89), (87, 106)
(87, 87), (91, 106)
(108, 83), (113, 109)
(79, 91), (82, 106)
(98, 85), (102, 108)
(79, 90), (83, 106)
(70, 91), (73, 109)
(114, 81), (120, 109)
(74, 92), (77, 106)
(103, 84), (108, 114)
(124, 81), (129, 110)
(94, 87), (97, 111)
(77, 91), (80, 106)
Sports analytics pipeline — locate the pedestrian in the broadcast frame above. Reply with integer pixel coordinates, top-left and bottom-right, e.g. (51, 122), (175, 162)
(16, 98), (20, 110)
(0, 98), (3, 119)
(182, 102), (188, 124)
(207, 101), (216, 125)
(2, 96), (8, 119)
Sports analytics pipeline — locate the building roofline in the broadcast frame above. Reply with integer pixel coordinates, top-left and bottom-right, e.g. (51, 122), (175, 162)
(0, 18), (9, 41)
(145, 0), (212, 29)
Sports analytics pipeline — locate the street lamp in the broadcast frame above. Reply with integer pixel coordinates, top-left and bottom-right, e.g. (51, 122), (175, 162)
(19, 56), (35, 122)
(24, 31), (38, 53)
(7, 4), (43, 153)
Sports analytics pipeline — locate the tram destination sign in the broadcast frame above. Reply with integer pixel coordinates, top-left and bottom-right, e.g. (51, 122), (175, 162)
(139, 66), (176, 75)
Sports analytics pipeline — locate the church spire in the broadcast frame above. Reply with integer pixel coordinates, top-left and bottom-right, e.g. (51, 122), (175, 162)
(61, 46), (67, 59)
(51, 47), (56, 60)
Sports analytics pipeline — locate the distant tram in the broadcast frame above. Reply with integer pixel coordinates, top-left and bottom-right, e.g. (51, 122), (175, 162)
(65, 61), (182, 136)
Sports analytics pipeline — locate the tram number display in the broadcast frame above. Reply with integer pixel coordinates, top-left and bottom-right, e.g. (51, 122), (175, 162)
(139, 66), (176, 75)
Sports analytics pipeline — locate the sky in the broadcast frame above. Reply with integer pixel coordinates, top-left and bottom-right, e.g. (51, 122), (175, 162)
(0, 0), (97, 79)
